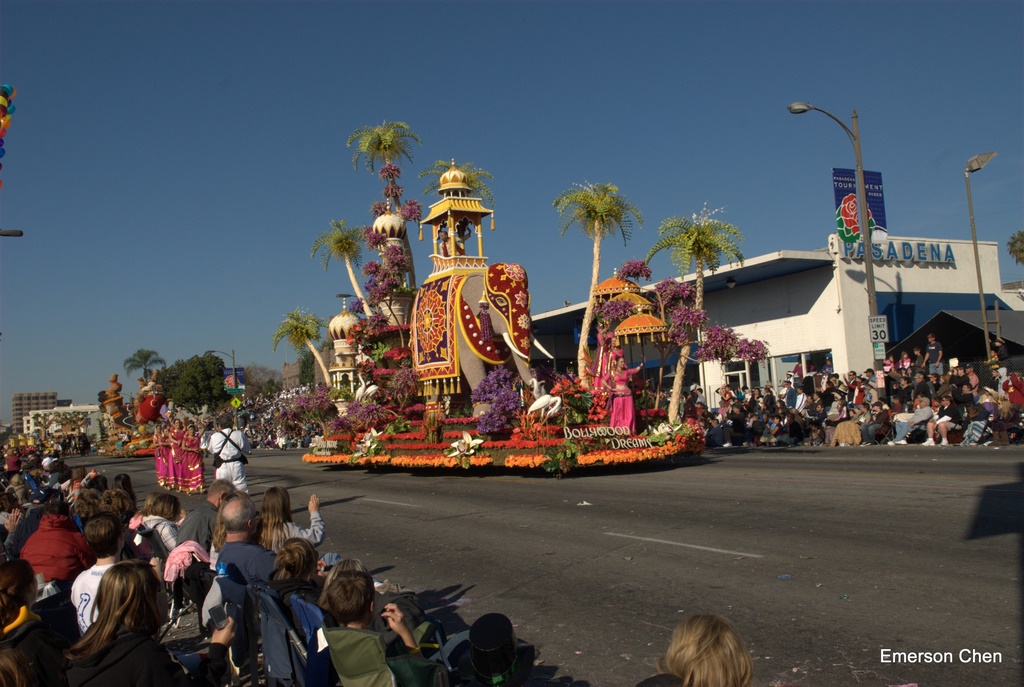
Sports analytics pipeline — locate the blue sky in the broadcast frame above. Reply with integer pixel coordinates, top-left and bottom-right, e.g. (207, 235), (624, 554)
(1, 1), (1021, 422)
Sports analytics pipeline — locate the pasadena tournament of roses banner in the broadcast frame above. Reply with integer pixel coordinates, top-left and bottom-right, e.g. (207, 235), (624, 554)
(832, 168), (889, 243)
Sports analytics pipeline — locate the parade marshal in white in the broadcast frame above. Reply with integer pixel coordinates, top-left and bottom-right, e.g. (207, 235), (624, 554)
(204, 412), (251, 493)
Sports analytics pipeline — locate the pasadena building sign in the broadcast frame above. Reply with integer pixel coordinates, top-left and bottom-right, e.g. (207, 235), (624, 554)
(840, 239), (956, 265)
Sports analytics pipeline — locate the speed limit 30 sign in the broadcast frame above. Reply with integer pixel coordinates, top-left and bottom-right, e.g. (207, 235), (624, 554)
(869, 315), (889, 360)
(869, 315), (889, 343)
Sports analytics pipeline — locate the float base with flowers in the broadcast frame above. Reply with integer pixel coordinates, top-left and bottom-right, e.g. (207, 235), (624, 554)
(301, 414), (704, 475)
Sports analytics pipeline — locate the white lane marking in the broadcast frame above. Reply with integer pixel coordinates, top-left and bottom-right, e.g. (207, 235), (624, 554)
(605, 532), (764, 558)
(363, 498), (420, 508)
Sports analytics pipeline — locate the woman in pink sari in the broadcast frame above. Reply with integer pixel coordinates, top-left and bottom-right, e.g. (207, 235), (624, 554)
(180, 423), (206, 493)
(168, 419), (188, 492)
(153, 426), (171, 489)
(607, 356), (642, 434)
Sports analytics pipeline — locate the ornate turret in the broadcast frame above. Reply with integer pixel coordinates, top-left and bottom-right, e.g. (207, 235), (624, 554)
(372, 211), (407, 242)
(419, 161), (493, 274)
(328, 303), (361, 391)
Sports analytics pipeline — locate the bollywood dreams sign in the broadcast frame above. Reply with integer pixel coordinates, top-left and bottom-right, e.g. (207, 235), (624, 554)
(840, 239), (956, 265)
(563, 425), (653, 449)
(833, 168), (888, 243)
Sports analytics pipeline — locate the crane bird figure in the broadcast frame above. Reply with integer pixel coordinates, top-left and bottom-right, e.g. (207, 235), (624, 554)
(354, 373), (380, 403)
(527, 377), (562, 420)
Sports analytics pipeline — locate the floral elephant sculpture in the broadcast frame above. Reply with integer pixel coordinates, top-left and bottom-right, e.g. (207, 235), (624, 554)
(412, 262), (554, 412)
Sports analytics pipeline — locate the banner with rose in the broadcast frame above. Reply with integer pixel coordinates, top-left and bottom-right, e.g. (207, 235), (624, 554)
(832, 168), (888, 244)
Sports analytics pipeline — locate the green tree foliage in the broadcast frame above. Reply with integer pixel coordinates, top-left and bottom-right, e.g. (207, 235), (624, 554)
(298, 349), (315, 387)
(346, 121), (421, 172)
(646, 204), (745, 420)
(418, 160), (495, 206)
(1008, 230), (1024, 267)
(273, 309), (330, 382)
(123, 348), (166, 379)
(242, 364), (282, 398)
(311, 220), (373, 316)
(553, 182), (643, 383)
(160, 354), (230, 414)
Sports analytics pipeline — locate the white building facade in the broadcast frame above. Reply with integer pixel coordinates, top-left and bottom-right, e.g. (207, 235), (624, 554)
(532, 234), (1019, 400)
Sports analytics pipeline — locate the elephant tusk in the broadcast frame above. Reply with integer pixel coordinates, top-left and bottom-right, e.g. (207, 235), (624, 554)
(502, 332), (530, 360)
(532, 338), (555, 360)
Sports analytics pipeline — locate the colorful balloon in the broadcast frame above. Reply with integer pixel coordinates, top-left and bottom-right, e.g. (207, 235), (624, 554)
(0, 97), (7, 108)
(0, 149), (5, 158)
(0, 84), (9, 96)
(7, 104), (14, 114)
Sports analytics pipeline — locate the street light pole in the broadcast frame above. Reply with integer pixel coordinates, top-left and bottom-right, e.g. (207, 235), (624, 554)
(965, 152), (998, 362)
(789, 102), (881, 367)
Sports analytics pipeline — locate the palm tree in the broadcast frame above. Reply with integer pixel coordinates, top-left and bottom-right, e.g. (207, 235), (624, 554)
(553, 182), (643, 383)
(347, 121), (422, 286)
(311, 220), (373, 317)
(123, 349), (166, 379)
(418, 160), (495, 206)
(1008, 230), (1024, 267)
(272, 309), (331, 383)
(647, 205), (744, 420)
(346, 120), (422, 173)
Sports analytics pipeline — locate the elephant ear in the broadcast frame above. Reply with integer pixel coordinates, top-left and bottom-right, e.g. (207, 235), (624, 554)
(486, 263), (532, 356)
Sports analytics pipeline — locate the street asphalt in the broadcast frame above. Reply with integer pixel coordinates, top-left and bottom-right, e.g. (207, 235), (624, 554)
(89, 443), (1023, 687)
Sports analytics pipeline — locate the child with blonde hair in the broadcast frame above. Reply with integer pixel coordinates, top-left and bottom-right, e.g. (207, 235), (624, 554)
(637, 614), (753, 687)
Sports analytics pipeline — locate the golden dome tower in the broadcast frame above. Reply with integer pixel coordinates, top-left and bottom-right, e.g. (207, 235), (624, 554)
(419, 161), (494, 275)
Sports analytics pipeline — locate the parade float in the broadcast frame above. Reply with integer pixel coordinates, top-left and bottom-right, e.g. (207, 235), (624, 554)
(301, 159), (707, 475)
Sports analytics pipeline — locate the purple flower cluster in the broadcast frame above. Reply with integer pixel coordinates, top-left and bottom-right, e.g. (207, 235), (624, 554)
(387, 368), (420, 408)
(736, 338), (770, 363)
(378, 163), (402, 181)
(290, 384), (340, 434)
(618, 258), (652, 282)
(652, 279), (695, 309)
(667, 305), (707, 346)
(400, 199), (422, 222)
(364, 312), (391, 334)
(696, 325), (769, 364)
(470, 368), (520, 434)
(363, 244), (412, 307)
(370, 201), (390, 219)
(330, 400), (393, 434)
(596, 298), (636, 325)
(349, 298), (364, 314)
(383, 183), (404, 199)
(381, 243), (410, 271)
(364, 225), (387, 251)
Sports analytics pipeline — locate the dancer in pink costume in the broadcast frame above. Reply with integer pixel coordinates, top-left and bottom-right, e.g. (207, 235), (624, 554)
(607, 355), (642, 434)
(153, 426), (171, 489)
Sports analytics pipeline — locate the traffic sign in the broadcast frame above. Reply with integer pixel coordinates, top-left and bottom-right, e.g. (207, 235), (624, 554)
(231, 397), (242, 408)
(873, 341), (887, 360)
(226, 387), (245, 395)
(868, 315), (889, 344)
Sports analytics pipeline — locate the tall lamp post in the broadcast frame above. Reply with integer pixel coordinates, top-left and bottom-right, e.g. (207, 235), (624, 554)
(205, 348), (238, 425)
(965, 152), (997, 362)
(789, 101), (881, 367)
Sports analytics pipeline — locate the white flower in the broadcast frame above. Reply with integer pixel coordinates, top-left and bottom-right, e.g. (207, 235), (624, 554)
(353, 428), (382, 458)
(447, 431), (483, 458)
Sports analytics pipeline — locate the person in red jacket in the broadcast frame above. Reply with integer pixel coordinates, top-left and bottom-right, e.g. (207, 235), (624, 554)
(1003, 372), (1024, 407)
(20, 499), (95, 583)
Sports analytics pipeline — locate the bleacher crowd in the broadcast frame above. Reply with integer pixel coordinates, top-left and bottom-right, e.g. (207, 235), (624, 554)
(686, 347), (1022, 449)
